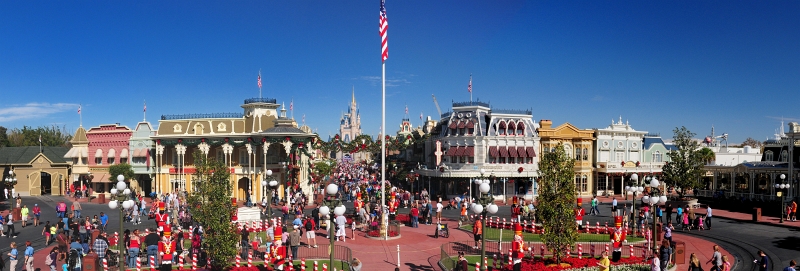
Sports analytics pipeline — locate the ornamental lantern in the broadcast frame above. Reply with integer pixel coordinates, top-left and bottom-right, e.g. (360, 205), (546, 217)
(517, 167), (524, 173)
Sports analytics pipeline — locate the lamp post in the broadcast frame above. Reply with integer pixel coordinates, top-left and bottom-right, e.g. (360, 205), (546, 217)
(472, 174), (499, 271)
(625, 173), (643, 229)
(318, 183), (344, 267)
(647, 177), (667, 253)
(4, 169), (18, 210)
(108, 174), (134, 269)
(261, 170), (278, 218)
(775, 174), (791, 223)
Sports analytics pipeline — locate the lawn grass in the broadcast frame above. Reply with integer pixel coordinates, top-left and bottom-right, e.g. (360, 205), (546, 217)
(459, 225), (645, 243)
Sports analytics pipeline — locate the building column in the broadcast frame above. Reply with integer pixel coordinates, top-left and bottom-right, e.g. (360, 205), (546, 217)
(176, 144), (187, 193)
(246, 143), (253, 198)
(156, 144), (165, 195)
(222, 143), (234, 197)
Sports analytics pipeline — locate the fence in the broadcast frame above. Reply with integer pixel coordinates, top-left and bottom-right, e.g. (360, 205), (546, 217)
(439, 241), (650, 271)
(291, 244), (353, 271)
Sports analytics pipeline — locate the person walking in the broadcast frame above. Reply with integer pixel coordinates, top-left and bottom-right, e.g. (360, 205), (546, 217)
(663, 221), (675, 243)
(707, 245), (722, 271)
(755, 250), (769, 271)
(676, 205), (683, 225)
(32, 204), (41, 227)
(7, 242), (18, 271)
(783, 260), (796, 271)
(7, 213), (16, 238)
(128, 229), (141, 268)
(304, 216), (318, 248)
(659, 240), (672, 271)
(289, 225), (301, 259)
(597, 251), (610, 271)
(46, 247), (58, 271)
(591, 196), (600, 216)
(650, 249), (660, 271)
(20, 205), (29, 228)
(689, 253), (702, 271)
(24, 241), (34, 271)
(410, 204), (419, 228)
(612, 197), (618, 213)
(721, 255), (731, 271)
(472, 217), (482, 250)
(72, 201), (82, 219)
(706, 205), (713, 230)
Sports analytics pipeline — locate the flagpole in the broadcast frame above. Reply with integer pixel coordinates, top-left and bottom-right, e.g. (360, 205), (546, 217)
(79, 104), (83, 127)
(469, 74), (472, 103)
(381, 60), (387, 240)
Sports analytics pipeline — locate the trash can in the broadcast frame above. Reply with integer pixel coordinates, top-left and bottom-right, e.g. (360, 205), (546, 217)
(12, 208), (21, 221)
(655, 222), (663, 242)
(674, 241), (685, 264)
(98, 193), (106, 204)
(83, 252), (99, 271)
(752, 208), (761, 222)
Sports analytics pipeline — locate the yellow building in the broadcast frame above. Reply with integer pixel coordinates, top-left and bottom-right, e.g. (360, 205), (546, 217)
(151, 98), (317, 203)
(0, 147), (69, 196)
(537, 120), (595, 197)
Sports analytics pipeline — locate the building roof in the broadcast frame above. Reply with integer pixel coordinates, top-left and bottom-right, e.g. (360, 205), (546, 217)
(0, 146), (70, 165)
(71, 126), (89, 145)
(262, 126), (307, 135)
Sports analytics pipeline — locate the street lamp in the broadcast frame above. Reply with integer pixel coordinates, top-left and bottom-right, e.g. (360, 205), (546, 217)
(472, 174), (499, 271)
(647, 176), (667, 252)
(625, 173), (643, 230)
(4, 169), (18, 210)
(261, 170), (278, 218)
(776, 174), (791, 223)
(108, 174), (134, 269)
(318, 183), (344, 267)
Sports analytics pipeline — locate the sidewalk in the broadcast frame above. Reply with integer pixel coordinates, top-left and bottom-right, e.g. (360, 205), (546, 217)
(693, 207), (800, 229)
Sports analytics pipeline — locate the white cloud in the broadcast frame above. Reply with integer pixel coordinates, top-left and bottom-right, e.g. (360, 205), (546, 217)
(0, 102), (80, 122)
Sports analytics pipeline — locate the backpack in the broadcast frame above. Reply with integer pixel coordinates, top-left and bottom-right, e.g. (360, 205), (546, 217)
(304, 218), (314, 231)
(45, 253), (54, 266)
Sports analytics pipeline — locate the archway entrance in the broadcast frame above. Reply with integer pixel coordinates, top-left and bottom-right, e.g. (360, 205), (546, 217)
(237, 177), (251, 203)
(41, 172), (52, 195)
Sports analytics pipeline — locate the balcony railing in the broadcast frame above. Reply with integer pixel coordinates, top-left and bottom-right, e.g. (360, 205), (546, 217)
(161, 113), (244, 120)
(452, 101), (490, 107)
(244, 97), (277, 104)
(492, 109), (532, 115)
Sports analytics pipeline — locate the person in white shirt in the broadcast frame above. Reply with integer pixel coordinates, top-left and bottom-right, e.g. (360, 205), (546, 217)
(436, 201), (443, 223)
(335, 214), (347, 241)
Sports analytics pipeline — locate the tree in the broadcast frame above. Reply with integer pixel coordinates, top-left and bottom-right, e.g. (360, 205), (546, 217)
(662, 127), (704, 199)
(6, 125), (73, 147)
(698, 147), (715, 165)
(0, 126), (9, 148)
(108, 163), (135, 183)
(741, 137), (762, 149)
(537, 144), (578, 265)
(313, 160), (336, 180)
(186, 151), (238, 270)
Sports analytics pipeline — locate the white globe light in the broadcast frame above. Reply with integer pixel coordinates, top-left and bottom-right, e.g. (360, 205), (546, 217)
(650, 179), (660, 188)
(326, 183), (338, 195)
(123, 188), (131, 195)
(472, 204), (484, 214)
(487, 204), (499, 214)
(473, 178), (481, 185)
(7, 170), (13, 175)
(110, 188), (118, 195)
(261, 180), (267, 186)
(117, 174), (125, 182)
(781, 174), (786, 180)
(267, 169), (273, 176)
(116, 181), (127, 191)
(650, 196), (659, 204)
(637, 187), (644, 193)
(108, 200), (118, 209)
(625, 186), (631, 192)
(269, 180), (278, 187)
(631, 173), (638, 182)
(659, 196), (667, 204)
(775, 183), (781, 188)
(642, 196), (650, 204)
(480, 169), (486, 175)
(334, 205), (346, 216)
(479, 183), (490, 194)
(319, 205), (330, 216)
(780, 184), (786, 189)
(787, 184), (792, 189)
(121, 200), (132, 209)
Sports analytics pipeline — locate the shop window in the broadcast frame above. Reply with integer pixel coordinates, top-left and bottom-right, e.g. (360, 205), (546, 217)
(765, 151), (773, 161)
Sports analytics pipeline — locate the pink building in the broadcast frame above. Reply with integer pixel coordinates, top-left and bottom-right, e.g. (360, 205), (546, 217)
(86, 124), (133, 193)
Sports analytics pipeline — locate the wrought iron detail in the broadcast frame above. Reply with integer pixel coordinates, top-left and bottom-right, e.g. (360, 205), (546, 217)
(160, 113), (244, 120)
(244, 97), (278, 104)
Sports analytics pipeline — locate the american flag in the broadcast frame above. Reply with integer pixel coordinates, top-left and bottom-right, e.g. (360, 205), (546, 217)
(379, 0), (388, 62)
(290, 100), (293, 111)
(420, 112), (423, 120)
(405, 105), (408, 114)
(77, 105), (81, 114)
(257, 72), (262, 89)
(143, 101), (147, 112)
(468, 75), (472, 93)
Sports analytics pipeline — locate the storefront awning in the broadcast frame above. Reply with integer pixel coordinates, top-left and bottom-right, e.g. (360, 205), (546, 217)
(499, 146), (509, 157)
(518, 146), (527, 158)
(526, 147), (536, 157)
(489, 146), (499, 157)
(448, 121), (457, 129)
(509, 146), (518, 158)
(107, 148), (116, 158)
(456, 120), (465, 129)
(465, 146), (474, 157)
(465, 119), (475, 128)
(95, 149), (104, 158)
(119, 149), (128, 158)
(446, 147), (457, 156)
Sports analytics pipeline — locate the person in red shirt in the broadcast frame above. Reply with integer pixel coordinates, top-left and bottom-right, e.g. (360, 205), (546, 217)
(32, 204), (41, 226)
(472, 217), (483, 249)
(410, 204), (419, 228)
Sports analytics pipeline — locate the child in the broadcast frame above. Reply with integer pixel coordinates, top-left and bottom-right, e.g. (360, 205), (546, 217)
(698, 215), (705, 230)
(682, 212), (690, 231)
(42, 221), (51, 245)
(351, 221), (357, 240)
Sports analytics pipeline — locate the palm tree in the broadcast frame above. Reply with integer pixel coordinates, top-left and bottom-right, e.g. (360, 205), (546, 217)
(699, 147), (715, 165)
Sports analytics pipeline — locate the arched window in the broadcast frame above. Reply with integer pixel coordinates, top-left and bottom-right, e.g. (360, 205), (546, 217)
(780, 150), (788, 162)
(653, 151), (662, 162)
(765, 150), (774, 161)
(583, 148), (589, 160)
(576, 148), (582, 160)
(498, 122), (506, 136)
(516, 122), (524, 136)
(564, 144), (572, 158)
(508, 122), (516, 136)
(580, 175), (588, 193)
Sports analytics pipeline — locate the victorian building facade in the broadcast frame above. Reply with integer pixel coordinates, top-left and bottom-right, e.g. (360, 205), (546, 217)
(129, 121), (156, 195)
(593, 117), (652, 196)
(537, 120), (595, 197)
(151, 98), (317, 203)
(86, 124), (133, 194)
(416, 101), (540, 200)
(64, 126), (90, 194)
(0, 147), (69, 196)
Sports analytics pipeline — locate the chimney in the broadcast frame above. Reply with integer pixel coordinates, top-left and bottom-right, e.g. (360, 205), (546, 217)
(539, 119), (552, 129)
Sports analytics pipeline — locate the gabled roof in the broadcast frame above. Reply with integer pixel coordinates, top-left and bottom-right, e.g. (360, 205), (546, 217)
(0, 146), (69, 165)
(71, 126), (89, 145)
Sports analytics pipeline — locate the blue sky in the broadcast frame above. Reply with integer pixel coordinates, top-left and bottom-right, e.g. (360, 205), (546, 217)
(1, 1), (798, 143)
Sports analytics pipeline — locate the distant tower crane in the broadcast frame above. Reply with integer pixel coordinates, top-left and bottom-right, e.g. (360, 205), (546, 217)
(432, 94), (443, 117)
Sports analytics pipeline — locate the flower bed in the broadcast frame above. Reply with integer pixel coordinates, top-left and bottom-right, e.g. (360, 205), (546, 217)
(395, 214), (411, 224)
(367, 230), (400, 237)
(480, 256), (646, 271)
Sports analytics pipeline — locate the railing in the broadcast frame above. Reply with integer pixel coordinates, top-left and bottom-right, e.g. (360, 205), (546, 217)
(291, 244), (353, 271)
(244, 97), (277, 104)
(492, 109), (532, 115)
(439, 241), (649, 271)
(161, 113), (244, 120)
(453, 101), (490, 108)
(441, 112), (452, 119)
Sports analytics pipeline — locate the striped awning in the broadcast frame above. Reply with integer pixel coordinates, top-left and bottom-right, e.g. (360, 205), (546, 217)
(509, 146), (518, 158)
(518, 147), (527, 158)
(464, 146), (475, 157)
(456, 120), (465, 129)
(107, 148), (116, 158)
(95, 149), (104, 158)
(453, 147), (464, 156)
(448, 121), (457, 129)
(499, 146), (509, 157)
(119, 149), (129, 158)
(526, 147), (536, 157)
(489, 146), (499, 157)
(465, 119), (475, 128)
(446, 147), (457, 156)
(64, 146), (88, 158)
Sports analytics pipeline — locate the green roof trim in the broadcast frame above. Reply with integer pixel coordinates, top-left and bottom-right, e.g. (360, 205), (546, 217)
(0, 146), (70, 165)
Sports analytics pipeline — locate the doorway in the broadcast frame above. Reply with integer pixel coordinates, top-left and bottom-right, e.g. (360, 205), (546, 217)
(41, 172), (52, 195)
(613, 176), (622, 195)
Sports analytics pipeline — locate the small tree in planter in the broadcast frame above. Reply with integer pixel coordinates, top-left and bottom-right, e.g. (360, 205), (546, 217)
(538, 144), (579, 265)
(662, 126), (704, 199)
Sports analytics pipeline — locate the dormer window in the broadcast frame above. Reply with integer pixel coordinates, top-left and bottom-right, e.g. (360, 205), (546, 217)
(498, 122), (506, 136)
(508, 122), (516, 136)
(516, 122), (525, 136)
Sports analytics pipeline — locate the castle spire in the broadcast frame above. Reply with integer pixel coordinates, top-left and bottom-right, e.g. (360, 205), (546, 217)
(352, 86), (356, 105)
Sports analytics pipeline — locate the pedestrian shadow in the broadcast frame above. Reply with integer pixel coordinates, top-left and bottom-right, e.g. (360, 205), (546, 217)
(773, 236), (800, 251)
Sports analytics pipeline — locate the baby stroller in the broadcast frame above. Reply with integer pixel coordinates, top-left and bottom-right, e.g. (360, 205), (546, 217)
(68, 248), (83, 271)
(107, 250), (120, 267)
